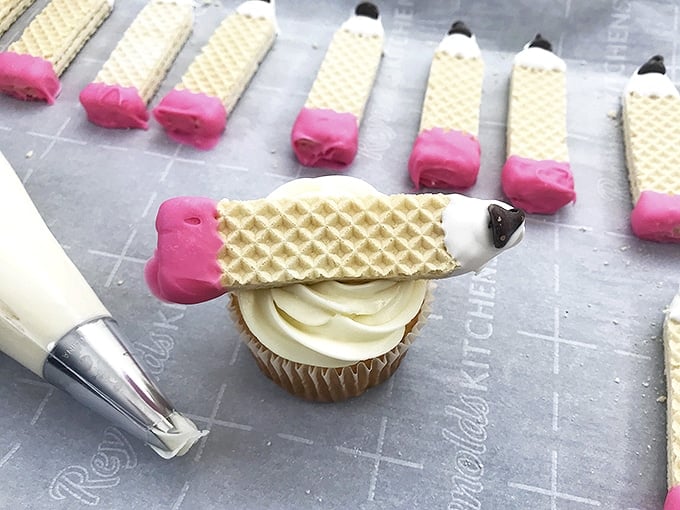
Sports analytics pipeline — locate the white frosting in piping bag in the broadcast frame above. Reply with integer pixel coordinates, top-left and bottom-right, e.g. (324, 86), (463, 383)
(0, 152), (207, 459)
(437, 33), (481, 59)
(624, 70), (680, 98)
(514, 45), (566, 72)
(0, 153), (110, 375)
(441, 194), (525, 276)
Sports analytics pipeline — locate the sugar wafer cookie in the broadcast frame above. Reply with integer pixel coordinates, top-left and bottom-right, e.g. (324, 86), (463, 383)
(665, 289), (680, 509)
(0, 0), (113, 104)
(291, 2), (384, 169)
(408, 21), (484, 190)
(144, 177), (525, 304)
(0, 0), (36, 38)
(79, 0), (193, 129)
(501, 34), (575, 214)
(622, 55), (680, 242)
(153, 0), (277, 149)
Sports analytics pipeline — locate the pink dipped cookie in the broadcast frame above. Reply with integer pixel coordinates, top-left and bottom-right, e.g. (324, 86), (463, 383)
(408, 21), (483, 190)
(145, 177), (526, 305)
(0, 0), (112, 104)
(502, 34), (575, 214)
(622, 55), (680, 242)
(665, 289), (680, 508)
(291, 3), (384, 169)
(153, 0), (277, 149)
(80, 0), (193, 129)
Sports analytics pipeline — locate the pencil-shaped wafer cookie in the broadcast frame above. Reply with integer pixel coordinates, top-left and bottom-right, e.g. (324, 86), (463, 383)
(622, 56), (680, 242)
(0, 0), (113, 104)
(0, 0), (36, 38)
(144, 178), (525, 304)
(153, 0), (276, 150)
(291, 2), (384, 169)
(79, 0), (193, 129)
(409, 21), (484, 190)
(502, 34), (576, 214)
(665, 288), (680, 509)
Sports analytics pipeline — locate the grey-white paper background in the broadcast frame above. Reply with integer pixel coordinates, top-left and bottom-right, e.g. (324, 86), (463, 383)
(1, 0), (679, 508)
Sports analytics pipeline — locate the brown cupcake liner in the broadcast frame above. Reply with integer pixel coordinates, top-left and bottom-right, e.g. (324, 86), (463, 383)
(229, 283), (434, 402)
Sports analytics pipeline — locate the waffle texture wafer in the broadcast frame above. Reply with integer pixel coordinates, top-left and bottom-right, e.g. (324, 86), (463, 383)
(622, 55), (680, 243)
(154, 0), (277, 150)
(79, 0), (193, 129)
(501, 34), (575, 214)
(409, 21), (484, 190)
(0, 0), (113, 104)
(0, 0), (36, 37)
(665, 290), (680, 510)
(144, 180), (526, 304)
(291, 2), (384, 169)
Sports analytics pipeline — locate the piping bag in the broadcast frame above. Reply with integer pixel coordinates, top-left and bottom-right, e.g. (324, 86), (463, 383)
(0, 151), (207, 458)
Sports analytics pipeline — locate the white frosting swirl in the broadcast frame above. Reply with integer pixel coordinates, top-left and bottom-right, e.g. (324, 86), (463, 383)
(437, 33), (481, 59)
(341, 15), (384, 37)
(442, 195), (525, 276)
(235, 176), (427, 368)
(624, 71), (680, 98)
(514, 45), (566, 72)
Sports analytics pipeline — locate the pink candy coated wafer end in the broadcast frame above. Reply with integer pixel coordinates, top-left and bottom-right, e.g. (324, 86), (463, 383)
(0, 52), (60, 104)
(153, 89), (227, 150)
(631, 190), (680, 243)
(79, 83), (149, 129)
(291, 107), (359, 169)
(501, 155), (576, 214)
(666, 486), (680, 509)
(145, 196), (227, 305)
(408, 127), (481, 190)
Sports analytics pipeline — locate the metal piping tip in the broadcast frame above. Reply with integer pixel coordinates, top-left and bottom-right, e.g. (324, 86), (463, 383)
(43, 318), (207, 458)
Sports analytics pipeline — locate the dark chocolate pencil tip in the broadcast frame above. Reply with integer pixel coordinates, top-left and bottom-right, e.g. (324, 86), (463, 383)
(638, 55), (666, 75)
(487, 205), (525, 249)
(448, 20), (472, 37)
(355, 2), (379, 19)
(528, 33), (552, 52)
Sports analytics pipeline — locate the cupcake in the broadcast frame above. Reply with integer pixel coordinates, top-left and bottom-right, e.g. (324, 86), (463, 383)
(230, 176), (432, 402)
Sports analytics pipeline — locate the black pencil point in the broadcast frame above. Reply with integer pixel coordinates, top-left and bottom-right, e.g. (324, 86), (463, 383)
(638, 55), (666, 75)
(448, 20), (472, 37)
(355, 2), (379, 19)
(528, 33), (552, 52)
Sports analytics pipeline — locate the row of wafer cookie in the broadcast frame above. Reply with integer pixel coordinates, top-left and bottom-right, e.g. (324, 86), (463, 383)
(300, 10), (679, 242)
(0, 0), (559, 182)
(0, 0), (568, 211)
(0, 1), (676, 241)
(0, 0), (278, 149)
(288, 11), (575, 214)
